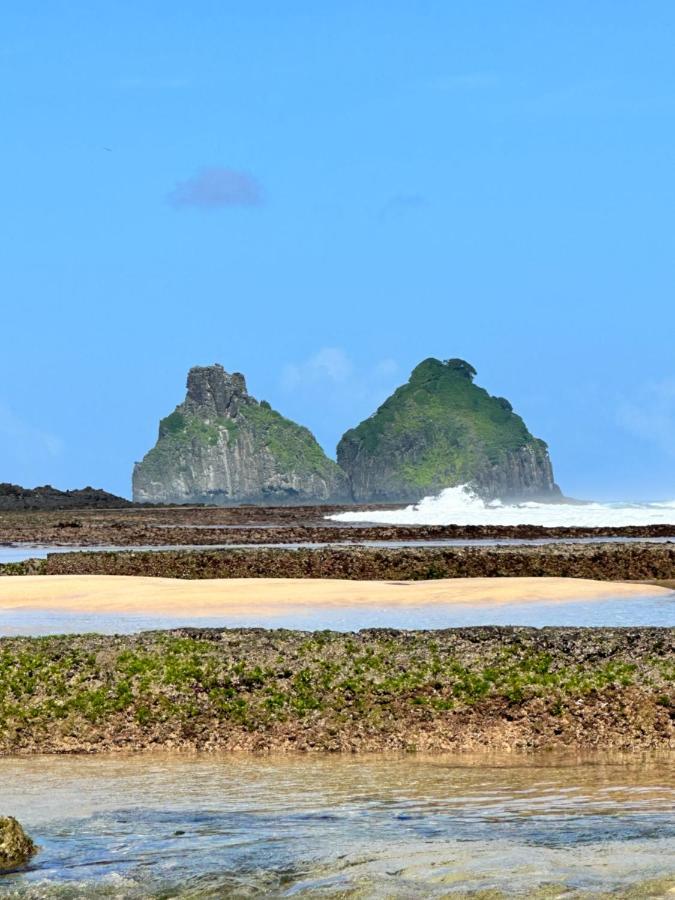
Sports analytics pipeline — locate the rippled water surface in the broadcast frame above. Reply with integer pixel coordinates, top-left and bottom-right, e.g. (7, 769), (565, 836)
(0, 753), (673, 898)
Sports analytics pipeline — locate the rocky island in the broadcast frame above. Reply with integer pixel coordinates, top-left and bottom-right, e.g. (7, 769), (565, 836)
(133, 364), (348, 505)
(133, 357), (560, 507)
(338, 357), (560, 503)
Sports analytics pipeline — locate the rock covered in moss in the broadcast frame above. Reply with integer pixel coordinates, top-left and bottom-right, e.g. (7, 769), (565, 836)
(0, 817), (36, 872)
(133, 364), (348, 505)
(337, 357), (561, 502)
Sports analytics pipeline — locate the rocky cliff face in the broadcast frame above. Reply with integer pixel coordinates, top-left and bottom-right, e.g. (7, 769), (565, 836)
(133, 365), (348, 505)
(337, 358), (560, 503)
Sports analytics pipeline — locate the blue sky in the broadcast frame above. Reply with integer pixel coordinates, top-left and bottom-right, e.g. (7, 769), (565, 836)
(2, 1), (675, 500)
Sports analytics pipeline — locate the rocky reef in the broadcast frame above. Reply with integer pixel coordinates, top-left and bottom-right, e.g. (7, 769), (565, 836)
(0, 628), (671, 754)
(32, 541), (675, 581)
(133, 364), (348, 505)
(338, 358), (560, 502)
(0, 483), (130, 511)
(0, 817), (36, 872)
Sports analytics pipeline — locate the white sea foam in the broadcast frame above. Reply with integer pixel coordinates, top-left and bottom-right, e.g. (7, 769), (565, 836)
(327, 485), (675, 527)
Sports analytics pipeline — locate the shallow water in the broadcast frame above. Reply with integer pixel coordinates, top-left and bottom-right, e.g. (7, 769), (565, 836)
(0, 753), (672, 897)
(3, 535), (675, 565)
(1, 593), (674, 637)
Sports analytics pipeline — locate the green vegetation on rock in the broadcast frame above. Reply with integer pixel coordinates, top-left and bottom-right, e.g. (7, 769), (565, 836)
(0, 628), (671, 754)
(0, 817), (37, 872)
(133, 364), (347, 504)
(338, 357), (559, 502)
(240, 402), (339, 481)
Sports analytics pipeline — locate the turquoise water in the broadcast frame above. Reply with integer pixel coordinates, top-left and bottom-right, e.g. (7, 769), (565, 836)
(0, 753), (673, 898)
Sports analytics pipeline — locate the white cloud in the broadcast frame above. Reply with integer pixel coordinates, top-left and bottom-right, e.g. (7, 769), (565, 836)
(279, 349), (400, 453)
(617, 379), (675, 456)
(281, 347), (354, 390)
(0, 403), (64, 461)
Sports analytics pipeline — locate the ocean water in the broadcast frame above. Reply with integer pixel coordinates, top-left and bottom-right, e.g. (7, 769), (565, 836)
(0, 753), (672, 898)
(328, 485), (675, 527)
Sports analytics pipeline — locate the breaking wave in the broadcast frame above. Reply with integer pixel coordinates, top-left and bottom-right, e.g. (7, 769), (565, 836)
(328, 485), (675, 527)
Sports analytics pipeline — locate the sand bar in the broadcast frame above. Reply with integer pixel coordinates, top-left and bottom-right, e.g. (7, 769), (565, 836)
(0, 575), (670, 619)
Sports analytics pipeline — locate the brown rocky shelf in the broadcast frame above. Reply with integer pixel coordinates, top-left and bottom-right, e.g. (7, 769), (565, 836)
(10, 542), (675, 583)
(0, 626), (671, 755)
(1, 505), (675, 547)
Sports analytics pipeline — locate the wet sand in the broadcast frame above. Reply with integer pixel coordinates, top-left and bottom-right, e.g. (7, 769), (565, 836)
(0, 574), (669, 619)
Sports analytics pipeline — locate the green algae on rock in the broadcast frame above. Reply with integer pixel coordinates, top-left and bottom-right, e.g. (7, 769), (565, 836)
(0, 628), (671, 755)
(133, 364), (348, 505)
(0, 817), (36, 872)
(337, 357), (560, 502)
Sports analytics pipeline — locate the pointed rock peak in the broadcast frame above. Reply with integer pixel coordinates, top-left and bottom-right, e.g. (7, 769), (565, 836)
(134, 363), (349, 505)
(410, 357), (477, 383)
(185, 364), (248, 417)
(443, 358), (477, 380)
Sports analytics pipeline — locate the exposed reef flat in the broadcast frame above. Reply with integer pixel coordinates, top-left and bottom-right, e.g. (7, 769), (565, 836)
(8, 541), (675, 583)
(0, 627), (671, 755)
(2, 504), (675, 548)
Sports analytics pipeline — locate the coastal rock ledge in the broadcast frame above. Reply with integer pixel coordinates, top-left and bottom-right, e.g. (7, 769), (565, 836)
(0, 628), (671, 755)
(133, 364), (348, 505)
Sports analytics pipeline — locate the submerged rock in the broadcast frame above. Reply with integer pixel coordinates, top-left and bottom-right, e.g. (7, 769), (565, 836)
(0, 817), (37, 872)
(337, 357), (561, 503)
(133, 364), (349, 505)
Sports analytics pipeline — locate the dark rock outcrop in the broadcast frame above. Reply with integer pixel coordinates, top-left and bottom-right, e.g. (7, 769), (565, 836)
(36, 541), (675, 582)
(0, 483), (130, 511)
(337, 358), (560, 502)
(133, 364), (348, 505)
(0, 817), (37, 872)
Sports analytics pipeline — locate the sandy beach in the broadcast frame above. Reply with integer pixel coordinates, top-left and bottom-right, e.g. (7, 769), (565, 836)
(0, 575), (670, 619)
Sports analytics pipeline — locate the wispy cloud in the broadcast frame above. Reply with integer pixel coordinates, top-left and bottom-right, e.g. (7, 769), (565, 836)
(280, 348), (400, 453)
(282, 348), (354, 390)
(0, 403), (64, 462)
(117, 76), (191, 90)
(378, 193), (427, 222)
(168, 167), (264, 210)
(617, 379), (675, 456)
(430, 73), (498, 92)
